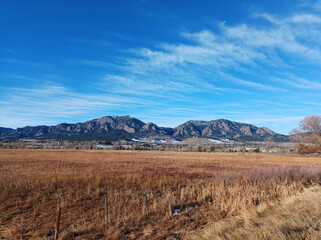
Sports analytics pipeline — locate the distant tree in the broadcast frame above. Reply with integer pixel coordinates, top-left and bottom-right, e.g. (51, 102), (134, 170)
(290, 115), (321, 154)
(253, 148), (260, 153)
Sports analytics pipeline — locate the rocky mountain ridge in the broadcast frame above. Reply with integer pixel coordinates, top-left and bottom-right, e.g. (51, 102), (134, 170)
(174, 119), (286, 141)
(0, 115), (289, 142)
(0, 127), (14, 134)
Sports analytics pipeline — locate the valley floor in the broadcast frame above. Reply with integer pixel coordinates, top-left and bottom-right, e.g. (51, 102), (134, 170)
(0, 150), (320, 239)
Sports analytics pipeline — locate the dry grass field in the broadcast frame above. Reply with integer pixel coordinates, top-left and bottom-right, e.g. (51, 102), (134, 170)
(0, 149), (320, 239)
(187, 186), (321, 240)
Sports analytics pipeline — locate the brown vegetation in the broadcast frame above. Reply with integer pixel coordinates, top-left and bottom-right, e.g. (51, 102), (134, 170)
(0, 150), (320, 239)
(187, 186), (321, 240)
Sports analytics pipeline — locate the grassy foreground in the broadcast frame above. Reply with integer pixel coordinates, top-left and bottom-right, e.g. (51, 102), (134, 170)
(187, 186), (321, 240)
(0, 150), (320, 239)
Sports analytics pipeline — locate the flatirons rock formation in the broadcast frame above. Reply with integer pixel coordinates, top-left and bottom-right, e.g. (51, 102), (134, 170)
(0, 115), (288, 142)
(174, 119), (287, 141)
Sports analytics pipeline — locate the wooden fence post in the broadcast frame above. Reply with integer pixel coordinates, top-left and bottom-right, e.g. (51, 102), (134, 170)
(224, 178), (226, 188)
(54, 206), (61, 240)
(145, 192), (149, 217)
(239, 176), (243, 186)
(105, 197), (108, 224)
(200, 182), (203, 198)
(178, 185), (181, 203)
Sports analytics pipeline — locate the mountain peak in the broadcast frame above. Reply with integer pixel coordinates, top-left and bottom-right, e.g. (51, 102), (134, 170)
(260, 126), (277, 136)
(113, 115), (133, 119)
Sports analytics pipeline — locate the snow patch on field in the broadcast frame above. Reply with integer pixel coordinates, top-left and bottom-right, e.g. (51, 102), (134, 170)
(208, 138), (230, 144)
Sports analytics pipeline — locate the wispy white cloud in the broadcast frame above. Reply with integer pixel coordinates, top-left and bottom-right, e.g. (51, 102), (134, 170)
(0, 58), (52, 67)
(102, 74), (215, 94)
(221, 19), (321, 62)
(257, 12), (321, 24)
(6, 48), (15, 54)
(126, 30), (266, 74)
(0, 83), (142, 128)
(274, 75), (321, 89)
(115, 10), (321, 95)
(305, 0), (321, 12)
(290, 13), (321, 23)
(218, 72), (285, 91)
(65, 58), (117, 67)
(298, 101), (321, 106)
(66, 38), (112, 47)
(61, 7), (321, 100)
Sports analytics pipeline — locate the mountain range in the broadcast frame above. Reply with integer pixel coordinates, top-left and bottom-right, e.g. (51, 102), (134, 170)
(0, 115), (289, 142)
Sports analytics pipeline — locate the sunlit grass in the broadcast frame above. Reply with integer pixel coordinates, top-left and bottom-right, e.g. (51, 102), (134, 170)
(0, 150), (320, 239)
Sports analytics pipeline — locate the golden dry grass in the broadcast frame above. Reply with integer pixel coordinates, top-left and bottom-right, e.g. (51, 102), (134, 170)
(186, 186), (321, 240)
(0, 150), (320, 239)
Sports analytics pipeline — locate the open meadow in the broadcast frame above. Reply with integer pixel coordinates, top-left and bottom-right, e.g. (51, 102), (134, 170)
(0, 149), (321, 239)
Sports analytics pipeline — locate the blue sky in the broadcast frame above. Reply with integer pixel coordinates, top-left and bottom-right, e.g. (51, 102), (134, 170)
(1, 0), (321, 134)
